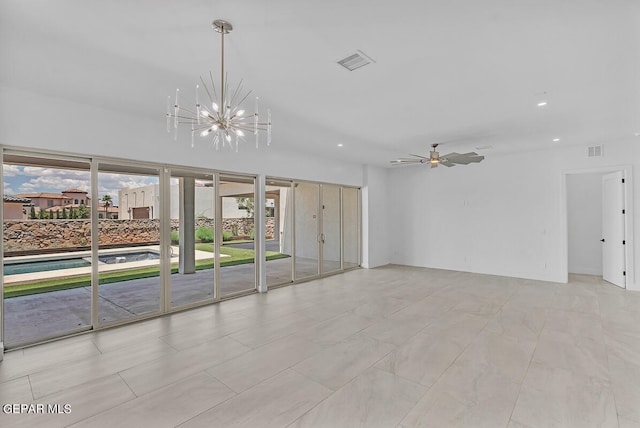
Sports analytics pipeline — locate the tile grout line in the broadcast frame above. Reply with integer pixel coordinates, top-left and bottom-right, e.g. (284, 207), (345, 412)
(504, 287), (552, 428)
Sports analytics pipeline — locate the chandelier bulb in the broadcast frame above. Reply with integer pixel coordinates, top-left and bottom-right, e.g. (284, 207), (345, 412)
(212, 103), (219, 112)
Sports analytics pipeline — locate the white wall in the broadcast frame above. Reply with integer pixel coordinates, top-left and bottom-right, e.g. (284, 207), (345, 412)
(388, 140), (639, 290)
(0, 85), (363, 187)
(362, 165), (390, 268)
(567, 173), (603, 275)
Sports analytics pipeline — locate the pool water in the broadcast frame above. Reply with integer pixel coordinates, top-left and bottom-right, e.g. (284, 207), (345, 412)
(3, 251), (160, 275)
(3, 258), (91, 276)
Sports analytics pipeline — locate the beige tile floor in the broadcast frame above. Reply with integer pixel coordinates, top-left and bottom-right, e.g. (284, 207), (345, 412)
(1, 265), (639, 427)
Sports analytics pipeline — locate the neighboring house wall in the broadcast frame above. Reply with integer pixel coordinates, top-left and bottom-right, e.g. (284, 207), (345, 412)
(24, 196), (68, 210)
(3, 202), (28, 220)
(123, 183), (257, 220)
(61, 191), (88, 205)
(119, 184), (160, 220)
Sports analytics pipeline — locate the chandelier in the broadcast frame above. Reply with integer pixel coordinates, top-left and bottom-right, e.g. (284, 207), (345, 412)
(167, 19), (271, 151)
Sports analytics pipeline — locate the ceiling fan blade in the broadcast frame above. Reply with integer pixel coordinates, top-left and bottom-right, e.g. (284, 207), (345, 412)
(390, 159), (424, 166)
(392, 157), (425, 162)
(439, 160), (456, 167)
(441, 152), (484, 165)
(409, 153), (429, 159)
(450, 157), (484, 165)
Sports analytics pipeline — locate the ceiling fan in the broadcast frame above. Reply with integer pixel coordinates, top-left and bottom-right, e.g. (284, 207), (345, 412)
(391, 144), (485, 168)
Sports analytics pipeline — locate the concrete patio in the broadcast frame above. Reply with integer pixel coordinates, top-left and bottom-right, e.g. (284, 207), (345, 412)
(2, 257), (331, 347)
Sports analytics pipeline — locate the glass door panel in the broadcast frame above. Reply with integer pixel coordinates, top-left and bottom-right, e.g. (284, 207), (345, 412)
(294, 182), (319, 279)
(219, 175), (256, 297)
(321, 185), (341, 274)
(343, 187), (360, 269)
(2, 154), (92, 347)
(169, 169), (215, 308)
(266, 179), (293, 287)
(97, 163), (161, 324)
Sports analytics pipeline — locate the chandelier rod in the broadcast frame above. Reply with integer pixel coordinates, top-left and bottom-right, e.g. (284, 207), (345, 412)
(220, 26), (225, 118)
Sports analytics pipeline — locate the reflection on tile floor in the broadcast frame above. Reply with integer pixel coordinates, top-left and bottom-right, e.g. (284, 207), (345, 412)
(1, 266), (639, 427)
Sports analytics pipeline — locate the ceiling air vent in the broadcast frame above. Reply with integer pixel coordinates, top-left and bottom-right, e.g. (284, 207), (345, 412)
(337, 50), (375, 71)
(587, 145), (604, 157)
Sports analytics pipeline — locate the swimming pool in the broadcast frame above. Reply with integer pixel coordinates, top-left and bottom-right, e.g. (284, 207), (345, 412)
(4, 251), (160, 275)
(3, 258), (92, 276)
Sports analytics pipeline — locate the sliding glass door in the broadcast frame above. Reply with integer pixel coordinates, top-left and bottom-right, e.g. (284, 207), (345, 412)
(321, 184), (342, 274)
(219, 175), (256, 297)
(343, 187), (360, 269)
(266, 180), (293, 287)
(1, 149), (361, 349)
(97, 163), (162, 325)
(169, 169), (216, 308)
(2, 153), (92, 347)
(294, 182), (320, 280)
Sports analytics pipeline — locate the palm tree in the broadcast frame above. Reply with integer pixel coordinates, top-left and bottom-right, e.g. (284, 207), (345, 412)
(101, 194), (112, 219)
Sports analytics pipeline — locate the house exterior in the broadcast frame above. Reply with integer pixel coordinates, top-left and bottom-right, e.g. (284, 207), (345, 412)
(8, 189), (118, 219)
(2, 195), (33, 220)
(13, 192), (70, 211)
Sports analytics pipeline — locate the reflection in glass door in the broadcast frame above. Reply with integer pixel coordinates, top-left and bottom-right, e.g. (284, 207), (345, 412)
(2, 154), (92, 347)
(321, 185), (341, 274)
(294, 182), (320, 279)
(266, 180), (293, 287)
(97, 163), (162, 325)
(219, 175), (256, 297)
(169, 170), (216, 308)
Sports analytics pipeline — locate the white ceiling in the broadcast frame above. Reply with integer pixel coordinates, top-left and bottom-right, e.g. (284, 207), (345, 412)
(1, 0), (639, 166)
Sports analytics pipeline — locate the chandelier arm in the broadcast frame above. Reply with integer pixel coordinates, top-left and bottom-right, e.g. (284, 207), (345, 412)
(192, 124), (215, 131)
(175, 106), (199, 115)
(231, 122), (256, 128)
(234, 124), (268, 130)
(228, 79), (243, 109)
(232, 116), (258, 123)
(172, 115), (200, 122)
(199, 76), (214, 105)
(233, 90), (253, 113)
(209, 71), (218, 108)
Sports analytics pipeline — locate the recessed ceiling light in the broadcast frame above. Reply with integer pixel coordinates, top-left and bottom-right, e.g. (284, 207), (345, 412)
(537, 101), (548, 107)
(634, 132), (640, 137)
(552, 138), (560, 142)
(337, 143), (344, 147)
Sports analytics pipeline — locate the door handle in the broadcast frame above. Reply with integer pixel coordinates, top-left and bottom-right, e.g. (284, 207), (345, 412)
(600, 239), (605, 242)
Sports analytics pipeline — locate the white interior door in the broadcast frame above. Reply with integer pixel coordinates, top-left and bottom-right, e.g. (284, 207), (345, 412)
(602, 171), (626, 288)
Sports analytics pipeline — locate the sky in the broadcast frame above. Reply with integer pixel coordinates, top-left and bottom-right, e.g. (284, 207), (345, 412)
(3, 165), (158, 206)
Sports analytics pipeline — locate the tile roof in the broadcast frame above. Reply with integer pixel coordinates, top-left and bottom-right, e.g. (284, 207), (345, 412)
(15, 193), (70, 199)
(3, 195), (33, 203)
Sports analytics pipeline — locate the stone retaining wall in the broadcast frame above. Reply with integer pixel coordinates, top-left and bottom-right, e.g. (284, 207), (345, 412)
(3, 218), (275, 253)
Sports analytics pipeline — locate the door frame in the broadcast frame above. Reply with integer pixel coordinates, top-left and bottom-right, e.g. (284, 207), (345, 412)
(560, 165), (634, 288)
